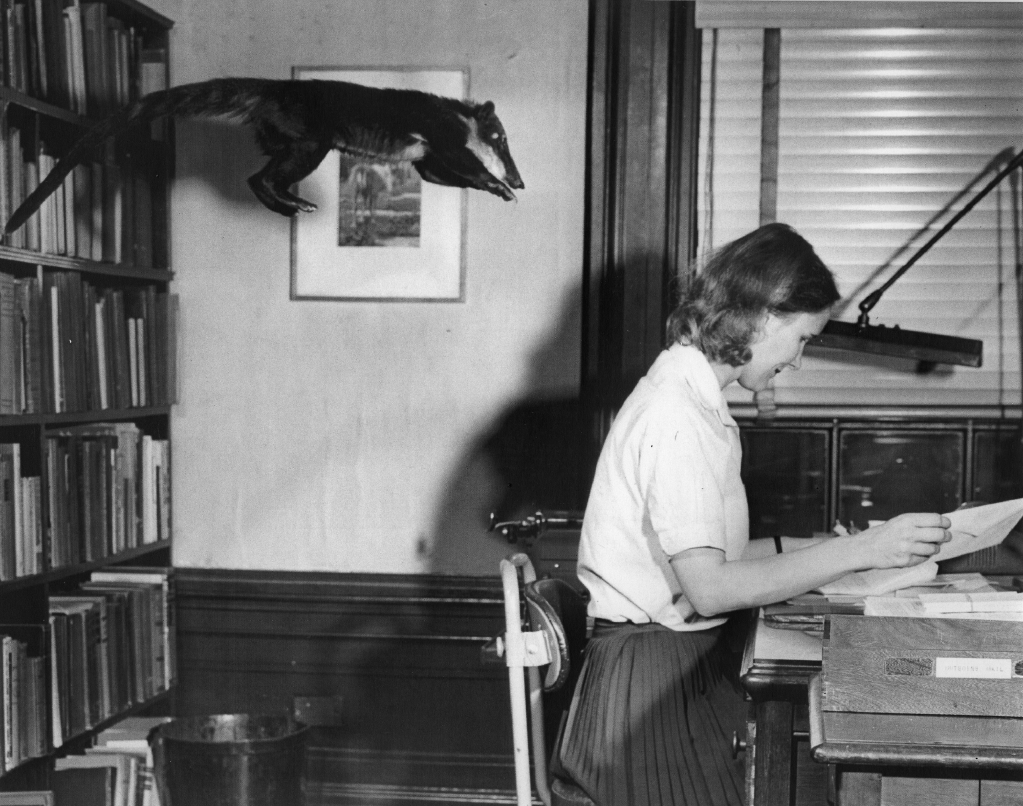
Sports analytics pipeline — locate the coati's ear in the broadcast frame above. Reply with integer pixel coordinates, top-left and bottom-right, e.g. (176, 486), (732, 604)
(479, 101), (495, 116)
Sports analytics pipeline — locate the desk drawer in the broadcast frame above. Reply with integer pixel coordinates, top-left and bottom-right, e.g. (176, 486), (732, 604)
(836, 772), (1023, 806)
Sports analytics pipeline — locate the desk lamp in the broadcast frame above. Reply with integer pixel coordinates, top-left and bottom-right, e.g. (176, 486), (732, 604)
(811, 147), (1023, 368)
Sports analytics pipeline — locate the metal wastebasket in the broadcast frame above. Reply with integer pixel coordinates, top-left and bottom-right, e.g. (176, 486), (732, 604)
(153, 713), (309, 806)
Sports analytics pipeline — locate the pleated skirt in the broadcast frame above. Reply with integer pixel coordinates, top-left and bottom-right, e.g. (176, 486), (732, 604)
(555, 621), (746, 806)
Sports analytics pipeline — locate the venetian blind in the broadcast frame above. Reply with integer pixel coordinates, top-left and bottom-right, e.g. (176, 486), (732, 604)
(698, 26), (1023, 409)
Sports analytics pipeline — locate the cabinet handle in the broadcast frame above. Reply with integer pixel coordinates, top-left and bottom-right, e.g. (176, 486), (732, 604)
(731, 731), (747, 758)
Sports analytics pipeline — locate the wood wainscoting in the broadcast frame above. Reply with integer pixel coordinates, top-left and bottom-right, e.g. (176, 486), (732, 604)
(174, 568), (523, 806)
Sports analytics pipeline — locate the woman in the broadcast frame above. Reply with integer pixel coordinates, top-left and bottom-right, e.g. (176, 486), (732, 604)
(556, 223), (950, 806)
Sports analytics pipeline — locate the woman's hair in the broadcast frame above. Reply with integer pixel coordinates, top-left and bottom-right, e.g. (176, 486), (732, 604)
(666, 222), (840, 367)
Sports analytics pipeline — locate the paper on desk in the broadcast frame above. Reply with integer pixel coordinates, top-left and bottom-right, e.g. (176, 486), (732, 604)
(937, 497), (1023, 561)
(918, 591), (1023, 613)
(865, 594), (1023, 621)
(816, 498), (1023, 597)
(818, 560), (938, 597)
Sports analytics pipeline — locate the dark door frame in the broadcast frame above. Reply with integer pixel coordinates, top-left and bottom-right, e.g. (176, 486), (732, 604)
(581, 0), (702, 477)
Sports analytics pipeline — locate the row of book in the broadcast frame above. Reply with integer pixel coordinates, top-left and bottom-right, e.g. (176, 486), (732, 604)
(46, 423), (170, 571)
(2, 127), (161, 269)
(0, 269), (178, 416)
(0, 0), (167, 118)
(49, 568), (175, 750)
(0, 442), (42, 580)
(0, 422), (169, 581)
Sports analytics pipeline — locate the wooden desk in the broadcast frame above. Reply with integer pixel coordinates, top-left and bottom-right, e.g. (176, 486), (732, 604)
(739, 614), (827, 806)
(807, 614), (1023, 806)
(808, 673), (1023, 806)
(744, 580), (1023, 806)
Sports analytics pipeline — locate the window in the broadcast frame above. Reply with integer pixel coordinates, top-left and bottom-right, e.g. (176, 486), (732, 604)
(698, 22), (1023, 408)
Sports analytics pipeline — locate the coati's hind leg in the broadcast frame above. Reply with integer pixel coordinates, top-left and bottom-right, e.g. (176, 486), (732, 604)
(247, 137), (333, 216)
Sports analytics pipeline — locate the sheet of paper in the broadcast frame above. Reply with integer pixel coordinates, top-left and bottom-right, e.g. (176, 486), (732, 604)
(937, 497), (1023, 561)
(817, 500), (1023, 596)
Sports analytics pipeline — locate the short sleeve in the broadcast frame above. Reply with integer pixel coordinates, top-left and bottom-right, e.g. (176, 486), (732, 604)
(639, 405), (729, 557)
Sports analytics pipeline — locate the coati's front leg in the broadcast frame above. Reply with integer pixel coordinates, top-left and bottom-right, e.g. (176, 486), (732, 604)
(247, 136), (333, 216)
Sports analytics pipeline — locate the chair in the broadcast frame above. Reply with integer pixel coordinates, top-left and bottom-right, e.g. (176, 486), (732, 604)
(498, 552), (596, 806)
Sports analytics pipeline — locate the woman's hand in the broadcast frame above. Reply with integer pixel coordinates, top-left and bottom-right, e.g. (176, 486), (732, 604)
(856, 512), (951, 569)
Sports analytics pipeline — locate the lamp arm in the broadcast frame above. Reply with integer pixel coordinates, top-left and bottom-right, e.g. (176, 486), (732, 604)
(857, 146), (1023, 328)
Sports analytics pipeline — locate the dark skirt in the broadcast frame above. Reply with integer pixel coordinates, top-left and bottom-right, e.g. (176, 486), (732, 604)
(555, 620), (746, 806)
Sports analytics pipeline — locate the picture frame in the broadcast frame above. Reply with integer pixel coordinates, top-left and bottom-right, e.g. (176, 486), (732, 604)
(289, 66), (468, 301)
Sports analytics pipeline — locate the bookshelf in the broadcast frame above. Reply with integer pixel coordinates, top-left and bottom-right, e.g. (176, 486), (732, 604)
(0, 0), (175, 794)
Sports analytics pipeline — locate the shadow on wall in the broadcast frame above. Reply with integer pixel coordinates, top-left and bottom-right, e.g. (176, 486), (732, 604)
(298, 288), (589, 799)
(174, 119), (271, 212)
(425, 281), (588, 577)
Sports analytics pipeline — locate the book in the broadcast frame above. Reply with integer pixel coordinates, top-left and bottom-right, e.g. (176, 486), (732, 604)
(0, 271), (17, 414)
(0, 793), (55, 805)
(0, 443), (16, 580)
(57, 751), (133, 806)
(51, 763), (116, 806)
(62, 0), (86, 116)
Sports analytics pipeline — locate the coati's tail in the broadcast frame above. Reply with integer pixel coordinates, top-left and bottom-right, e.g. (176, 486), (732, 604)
(4, 78), (273, 238)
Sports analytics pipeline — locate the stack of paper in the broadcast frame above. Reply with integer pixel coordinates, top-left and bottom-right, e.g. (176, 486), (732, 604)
(918, 591), (1023, 614)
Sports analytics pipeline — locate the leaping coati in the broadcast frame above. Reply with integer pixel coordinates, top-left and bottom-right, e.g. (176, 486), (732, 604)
(4, 77), (524, 236)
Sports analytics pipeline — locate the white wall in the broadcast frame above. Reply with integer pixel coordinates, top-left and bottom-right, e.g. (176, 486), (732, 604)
(167, 0), (588, 575)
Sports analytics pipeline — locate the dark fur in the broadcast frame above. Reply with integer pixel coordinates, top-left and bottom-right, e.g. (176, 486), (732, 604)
(4, 77), (524, 235)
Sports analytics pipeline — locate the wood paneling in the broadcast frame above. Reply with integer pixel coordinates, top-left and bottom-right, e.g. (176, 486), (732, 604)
(174, 568), (518, 794)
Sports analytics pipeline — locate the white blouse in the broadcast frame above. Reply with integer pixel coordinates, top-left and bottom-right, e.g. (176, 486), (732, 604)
(577, 343), (750, 631)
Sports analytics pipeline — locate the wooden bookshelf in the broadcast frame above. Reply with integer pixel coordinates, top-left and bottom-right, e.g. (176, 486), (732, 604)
(0, 0), (174, 794)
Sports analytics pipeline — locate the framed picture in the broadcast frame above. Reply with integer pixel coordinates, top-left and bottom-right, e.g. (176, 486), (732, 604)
(290, 66), (468, 301)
